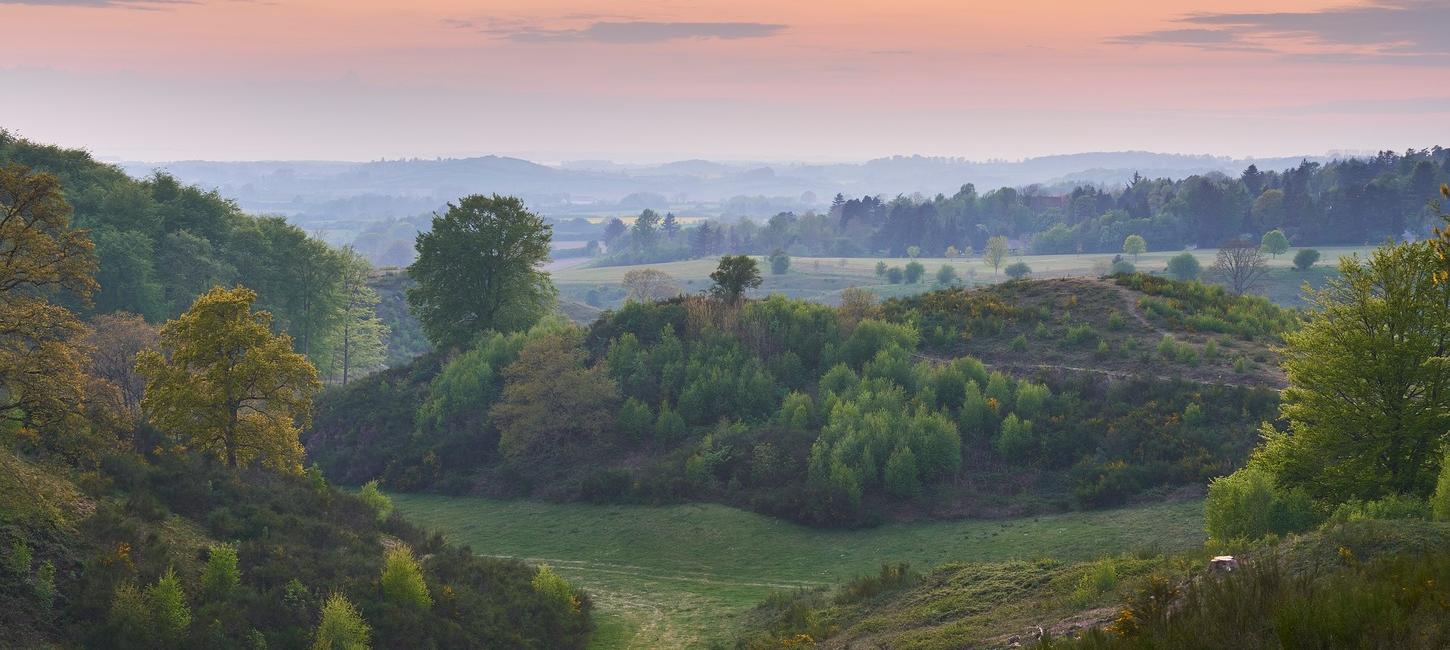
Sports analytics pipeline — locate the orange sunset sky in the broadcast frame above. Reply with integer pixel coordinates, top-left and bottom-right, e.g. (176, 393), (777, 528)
(1, 0), (1446, 161)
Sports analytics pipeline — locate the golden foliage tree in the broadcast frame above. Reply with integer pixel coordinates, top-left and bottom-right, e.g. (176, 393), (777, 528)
(0, 163), (96, 433)
(138, 286), (320, 472)
(621, 268), (681, 303)
(82, 312), (159, 436)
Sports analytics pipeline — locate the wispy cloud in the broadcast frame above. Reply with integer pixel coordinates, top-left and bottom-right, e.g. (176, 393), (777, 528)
(1110, 1), (1450, 64)
(484, 21), (787, 44)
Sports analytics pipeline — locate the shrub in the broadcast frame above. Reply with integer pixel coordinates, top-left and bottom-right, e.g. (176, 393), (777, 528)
(532, 564), (578, 612)
(1328, 495), (1428, 523)
(1110, 259), (1136, 275)
(769, 250), (790, 275)
(1014, 382), (1050, 419)
(1106, 310), (1126, 330)
(313, 593), (371, 650)
(1204, 466), (1315, 541)
(874, 261), (887, 277)
(108, 582), (151, 647)
(1064, 324), (1098, 348)
(904, 261), (925, 284)
(1166, 252), (1201, 281)
(935, 264), (957, 285)
(1293, 248), (1321, 271)
(654, 403), (687, 444)
(1009, 334), (1027, 352)
(616, 398), (653, 443)
(380, 545), (432, 610)
(357, 480), (393, 522)
(202, 543), (241, 600)
(995, 414), (1035, 460)
(1004, 261), (1031, 279)
(1071, 558), (1120, 606)
(886, 267), (904, 284)
(147, 567), (192, 645)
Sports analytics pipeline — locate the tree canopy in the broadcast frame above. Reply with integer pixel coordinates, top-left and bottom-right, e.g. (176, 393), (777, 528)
(710, 255), (763, 301)
(407, 194), (556, 350)
(138, 286), (321, 472)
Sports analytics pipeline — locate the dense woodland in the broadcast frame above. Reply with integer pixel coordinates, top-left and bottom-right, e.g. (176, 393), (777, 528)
(587, 148), (1450, 265)
(0, 136), (592, 648)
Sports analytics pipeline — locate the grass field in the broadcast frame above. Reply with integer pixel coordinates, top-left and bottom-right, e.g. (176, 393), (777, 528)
(392, 495), (1205, 649)
(552, 246), (1374, 310)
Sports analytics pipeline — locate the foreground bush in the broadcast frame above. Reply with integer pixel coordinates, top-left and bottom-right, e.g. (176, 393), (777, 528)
(1204, 466), (1315, 542)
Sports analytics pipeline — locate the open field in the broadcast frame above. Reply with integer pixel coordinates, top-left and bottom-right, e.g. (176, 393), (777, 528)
(393, 495), (1205, 649)
(552, 246), (1375, 310)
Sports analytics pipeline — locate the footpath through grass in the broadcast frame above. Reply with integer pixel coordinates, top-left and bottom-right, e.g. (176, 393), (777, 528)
(392, 495), (1205, 649)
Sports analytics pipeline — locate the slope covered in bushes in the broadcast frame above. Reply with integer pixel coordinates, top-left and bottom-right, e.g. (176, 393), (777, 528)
(306, 277), (1286, 526)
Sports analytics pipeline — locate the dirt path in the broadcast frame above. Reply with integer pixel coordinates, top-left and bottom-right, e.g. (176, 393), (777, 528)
(1097, 277), (1166, 336)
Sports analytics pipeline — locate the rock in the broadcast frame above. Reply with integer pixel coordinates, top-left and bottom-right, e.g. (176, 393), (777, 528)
(1209, 555), (1239, 573)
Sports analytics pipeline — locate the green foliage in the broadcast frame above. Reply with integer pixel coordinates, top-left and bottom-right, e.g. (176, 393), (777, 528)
(1327, 495), (1428, 523)
(886, 266), (904, 284)
(1009, 334), (1027, 352)
(1122, 234), (1147, 261)
(1013, 381), (1051, 419)
(1257, 242), (1450, 502)
(1063, 323), (1098, 348)
(407, 194), (556, 349)
(147, 567), (192, 646)
(1109, 259), (1135, 275)
(107, 583), (150, 648)
(1261, 229), (1290, 257)
(1116, 273), (1297, 341)
(995, 414), (1035, 459)
(1204, 466), (1315, 542)
(34, 560), (55, 612)
(874, 261), (887, 277)
(1071, 558), (1119, 606)
(380, 545), (432, 610)
(357, 481), (393, 522)
(903, 261), (925, 284)
(312, 593), (371, 650)
(616, 397), (653, 444)
(935, 264), (957, 285)
(1293, 247), (1321, 270)
(778, 391), (815, 430)
(1165, 252), (1201, 281)
(201, 543), (241, 600)
(883, 446), (921, 498)
(1004, 261), (1031, 279)
(710, 255), (763, 300)
(532, 564), (577, 612)
(768, 249), (790, 275)
(654, 403), (687, 445)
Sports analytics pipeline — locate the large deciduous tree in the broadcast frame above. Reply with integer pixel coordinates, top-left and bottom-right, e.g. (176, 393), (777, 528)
(82, 312), (159, 436)
(1211, 239), (1269, 295)
(621, 268), (681, 303)
(491, 331), (618, 464)
(138, 286), (321, 472)
(327, 247), (388, 385)
(407, 195), (555, 350)
(983, 236), (1009, 275)
(709, 255), (762, 301)
(1255, 241), (1450, 501)
(0, 163), (96, 432)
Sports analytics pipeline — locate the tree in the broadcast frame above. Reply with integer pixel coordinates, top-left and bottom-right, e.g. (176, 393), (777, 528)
(768, 249), (791, 275)
(1004, 261), (1031, 279)
(630, 209), (661, 252)
(661, 212), (681, 239)
(944, 245), (959, 258)
(491, 332), (619, 463)
(935, 265), (957, 285)
(602, 217), (627, 249)
(837, 287), (875, 335)
(903, 261), (925, 283)
(380, 545), (431, 610)
(885, 267), (904, 284)
(357, 480), (393, 521)
(1293, 248), (1321, 271)
(1255, 242), (1450, 502)
(1165, 252), (1201, 281)
(709, 255), (762, 301)
(884, 446), (920, 497)
(984, 236), (1009, 275)
(406, 195), (556, 350)
(621, 269), (680, 302)
(874, 261), (887, 277)
(137, 286), (321, 472)
(147, 567), (192, 647)
(1122, 234), (1147, 262)
(0, 164), (97, 432)
(906, 245), (920, 259)
(329, 247), (388, 385)
(201, 543), (240, 600)
(1261, 229), (1290, 258)
(1210, 239), (1269, 295)
(82, 313), (159, 435)
(312, 593), (371, 650)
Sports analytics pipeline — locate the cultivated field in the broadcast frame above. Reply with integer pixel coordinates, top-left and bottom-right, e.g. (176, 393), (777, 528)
(552, 246), (1374, 310)
(392, 495), (1204, 649)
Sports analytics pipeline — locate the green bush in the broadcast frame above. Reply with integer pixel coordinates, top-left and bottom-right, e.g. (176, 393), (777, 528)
(883, 446), (921, 498)
(995, 414), (1035, 460)
(532, 565), (578, 612)
(1204, 466), (1316, 541)
(616, 397), (653, 443)
(1009, 334), (1027, 352)
(380, 545), (432, 610)
(1064, 324), (1098, 348)
(904, 261), (926, 284)
(1293, 248), (1321, 271)
(357, 480), (393, 522)
(1004, 261), (1032, 279)
(201, 543), (241, 600)
(1165, 252), (1200, 281)
(654, 403), (687, 444)
(1328, 495), (1428, 523)
(1432, 454), (1450, 522)
(312, 593), (371, 650)
(147, 567), (192, 646)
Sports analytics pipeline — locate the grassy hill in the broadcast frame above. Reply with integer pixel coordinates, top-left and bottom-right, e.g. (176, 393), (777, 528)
(390, 494), (1205, 649)
(741, 519), (1450, 649)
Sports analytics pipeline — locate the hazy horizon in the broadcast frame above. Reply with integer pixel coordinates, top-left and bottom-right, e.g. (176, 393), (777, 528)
(4, 0), (1448, 163)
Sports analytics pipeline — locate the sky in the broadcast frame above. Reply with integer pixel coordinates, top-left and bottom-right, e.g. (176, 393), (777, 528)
(1, 0), (1447, 162)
